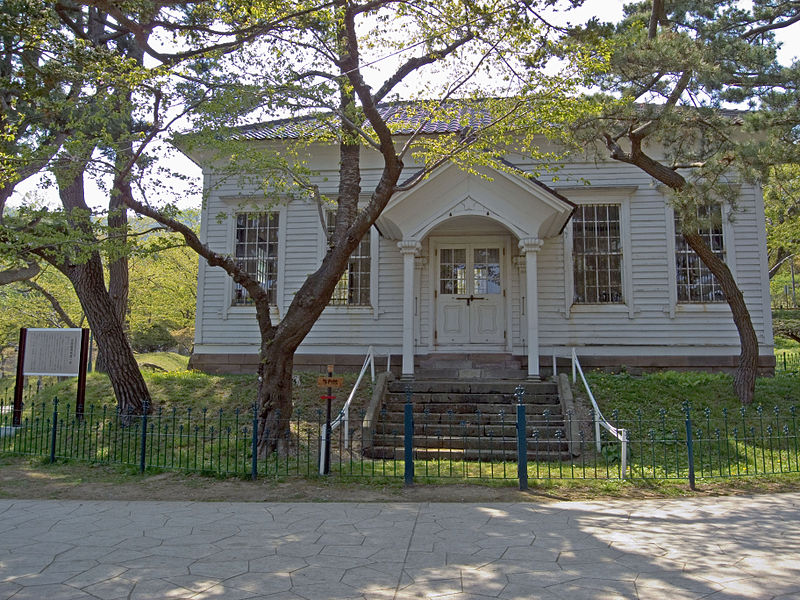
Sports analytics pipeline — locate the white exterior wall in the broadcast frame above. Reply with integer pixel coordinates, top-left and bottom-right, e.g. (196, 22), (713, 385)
(191, 150), (774, 363)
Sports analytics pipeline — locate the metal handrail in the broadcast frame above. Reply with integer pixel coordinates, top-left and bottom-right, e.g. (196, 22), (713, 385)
(330, 346), (387, 448)
(553, 348), (628, 478)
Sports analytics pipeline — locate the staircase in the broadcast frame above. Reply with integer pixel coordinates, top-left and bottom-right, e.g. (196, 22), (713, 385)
(363, 355), (573, 462)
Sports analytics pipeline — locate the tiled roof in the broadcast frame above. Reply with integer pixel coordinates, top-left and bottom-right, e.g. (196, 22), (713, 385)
(227, 100), (747, 141)
(230, 102), (500, 140)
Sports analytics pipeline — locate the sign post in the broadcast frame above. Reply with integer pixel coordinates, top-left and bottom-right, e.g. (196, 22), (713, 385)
(317, 365), (343, 475)
(12, 328), (28, 427)
(13, 328), (90, 426)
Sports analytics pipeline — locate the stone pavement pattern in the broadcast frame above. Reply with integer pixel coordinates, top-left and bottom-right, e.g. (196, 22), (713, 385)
(1, 494), (800, 599)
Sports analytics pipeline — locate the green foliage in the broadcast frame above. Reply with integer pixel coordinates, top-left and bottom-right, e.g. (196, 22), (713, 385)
(565, 1), (800, 222)
(765, 165), (800, 269)
(773, 309), (800, 344)
(0, 265), (82, 349)
(130, 324), (176, 353)
(774, 336), (800, 351)
(127, 222), (198, 351)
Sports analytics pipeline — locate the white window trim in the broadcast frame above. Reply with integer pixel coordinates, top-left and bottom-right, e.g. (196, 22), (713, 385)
(317, 206), (380, 318)
(666, 203), (736, 317)
(221, 199), (287, 321)
(562, 190), (635, 319)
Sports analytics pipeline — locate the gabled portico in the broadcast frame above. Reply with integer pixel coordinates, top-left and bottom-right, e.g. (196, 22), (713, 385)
(378, 162), (574, 379)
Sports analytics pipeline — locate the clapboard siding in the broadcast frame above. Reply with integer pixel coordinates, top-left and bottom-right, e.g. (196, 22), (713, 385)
(192, 151), (773, 360)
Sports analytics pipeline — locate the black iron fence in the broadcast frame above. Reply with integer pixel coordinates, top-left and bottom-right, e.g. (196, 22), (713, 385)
(2, 396), (800, 488)
(776, 351), (800, 372)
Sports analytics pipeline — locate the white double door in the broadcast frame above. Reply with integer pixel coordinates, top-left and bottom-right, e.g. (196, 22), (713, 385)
(435, 238), (507, 346)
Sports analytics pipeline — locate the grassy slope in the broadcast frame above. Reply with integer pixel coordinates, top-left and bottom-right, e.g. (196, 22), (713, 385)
(136, 352), (190, 372)
(7, 366), (374, 419)
(587, 370), (800, 421)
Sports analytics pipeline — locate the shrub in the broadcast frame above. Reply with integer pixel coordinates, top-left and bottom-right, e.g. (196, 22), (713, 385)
(130, 323), (176, 352)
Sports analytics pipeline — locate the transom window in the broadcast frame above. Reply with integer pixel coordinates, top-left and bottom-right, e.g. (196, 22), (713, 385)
(327, 212), (371, 305)
(675, 206), (725, 303)
(233, 212), (279, 305)
(572, 204), (623, 303)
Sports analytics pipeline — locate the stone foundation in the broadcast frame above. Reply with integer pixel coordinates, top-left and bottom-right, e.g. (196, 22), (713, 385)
(188, 352), (776, 376)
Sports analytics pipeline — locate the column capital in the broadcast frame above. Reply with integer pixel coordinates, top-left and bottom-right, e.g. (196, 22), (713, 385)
(518, 237), (544, 254)
(398, 240), (422, 255)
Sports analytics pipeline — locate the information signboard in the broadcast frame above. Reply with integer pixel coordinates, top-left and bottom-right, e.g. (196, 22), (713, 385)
(22, 328), (84, 376)
(13, 328), (90, 427)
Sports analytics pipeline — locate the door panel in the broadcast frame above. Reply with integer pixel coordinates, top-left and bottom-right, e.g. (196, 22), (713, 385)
(436, 241), (506, 346)
(437, 247), (470, 344)
(469, 246), (504, 343)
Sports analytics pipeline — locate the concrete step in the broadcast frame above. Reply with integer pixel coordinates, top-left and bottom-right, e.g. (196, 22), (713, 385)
(375, 422), (567, 437)
(377, 405), (563, 419)
(363, 445), (572, 462)
(413, 368), (528, 380)
(367, 376), (570, 463)
(371, 433), (570, 451)
(383, 393), (559, 408)
(387, 380), (557, 395)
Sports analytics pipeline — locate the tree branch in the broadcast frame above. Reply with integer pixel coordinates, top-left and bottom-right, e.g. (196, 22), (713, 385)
(0, 261), (41, 286)
(373, 32), (475, 104)
(25, 279), (78, 328)
(123, 196), (272, 330)
(742, 10), (800, 40)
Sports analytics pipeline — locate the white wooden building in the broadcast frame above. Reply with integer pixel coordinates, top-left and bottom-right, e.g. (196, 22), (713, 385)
(186, 122), (775, 377)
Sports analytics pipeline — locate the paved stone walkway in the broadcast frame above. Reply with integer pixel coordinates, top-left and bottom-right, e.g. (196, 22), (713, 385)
(1, 494), (799, 599)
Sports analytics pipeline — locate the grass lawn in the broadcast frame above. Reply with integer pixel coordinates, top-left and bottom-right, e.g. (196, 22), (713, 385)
(587, 370), (800, 421)
(2, 360), (373, 417)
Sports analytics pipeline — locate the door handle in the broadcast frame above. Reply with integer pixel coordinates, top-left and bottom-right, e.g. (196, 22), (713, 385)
(455, 295), (485, 306)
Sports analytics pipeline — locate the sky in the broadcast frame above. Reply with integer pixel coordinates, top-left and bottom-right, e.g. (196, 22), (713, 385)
(9, 0), (800, 212)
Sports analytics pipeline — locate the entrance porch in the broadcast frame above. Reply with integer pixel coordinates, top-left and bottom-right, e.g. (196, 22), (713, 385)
(377, 162), (575, 379)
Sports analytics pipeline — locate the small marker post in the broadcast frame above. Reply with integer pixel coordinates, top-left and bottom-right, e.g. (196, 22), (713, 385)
(321, 364), (334, 475)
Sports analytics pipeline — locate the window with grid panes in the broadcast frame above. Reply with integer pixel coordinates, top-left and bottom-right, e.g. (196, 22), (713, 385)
(572, 204), (624, 303)
(675, 206), (725, 303)
(232, 212), (279, 305)
(327, 211), (371, 305)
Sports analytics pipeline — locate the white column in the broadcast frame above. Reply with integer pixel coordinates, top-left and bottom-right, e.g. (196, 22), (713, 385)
(414, 256), (427, 351)
(513, 255), (527, 353)
(398, 240), (421, 379)
(519, 238), (544, 379)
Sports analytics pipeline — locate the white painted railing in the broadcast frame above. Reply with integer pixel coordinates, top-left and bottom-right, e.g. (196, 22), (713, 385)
(553, 348), (628, 478)
(320, 347), (388, 474)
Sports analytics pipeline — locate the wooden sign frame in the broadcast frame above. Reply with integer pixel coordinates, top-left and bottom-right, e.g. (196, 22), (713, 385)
(12, 328), (90, 426)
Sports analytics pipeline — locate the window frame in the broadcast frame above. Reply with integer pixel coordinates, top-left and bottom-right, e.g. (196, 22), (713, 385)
(667, 203), (736, 315)
(318, 207), (380, 317)
(222, 201), (287, 320)
(562, 191), (635, 319)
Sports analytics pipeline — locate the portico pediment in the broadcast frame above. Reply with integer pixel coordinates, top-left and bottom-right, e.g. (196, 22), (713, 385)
(376, 162), (574, 241)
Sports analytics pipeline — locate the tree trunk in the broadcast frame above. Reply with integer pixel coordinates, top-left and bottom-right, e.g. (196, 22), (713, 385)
(60, 253), (151, 415)
(685, 232), (758, 404)
(96, 174), (131, 374)
(256, 338), (295, 458)
(604, 136), (761, 405)
(51, 157), (151, 416)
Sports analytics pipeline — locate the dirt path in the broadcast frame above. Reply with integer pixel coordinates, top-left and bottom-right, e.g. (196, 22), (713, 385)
(3, 456), (799, 503)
